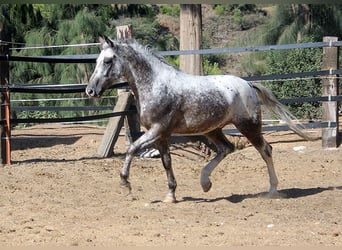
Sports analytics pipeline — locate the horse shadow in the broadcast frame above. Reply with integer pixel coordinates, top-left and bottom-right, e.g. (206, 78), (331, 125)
(180, 186), (342, 204)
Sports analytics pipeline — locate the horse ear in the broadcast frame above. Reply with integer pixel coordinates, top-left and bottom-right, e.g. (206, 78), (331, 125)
(104, 36), (115, 48)
(99, 36), (106, 45)
(99, 35), (115, 49)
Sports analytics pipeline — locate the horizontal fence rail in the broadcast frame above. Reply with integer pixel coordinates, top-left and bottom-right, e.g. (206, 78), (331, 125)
(6, 81), (128, 93)
(2, 40), (342, 63)
(160, 41), (342, 56)
(6, 110), (137, 125)
(11, 105), (114, 112)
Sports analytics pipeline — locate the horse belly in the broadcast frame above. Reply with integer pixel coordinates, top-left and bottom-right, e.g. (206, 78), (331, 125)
(174, 99), (231, 134)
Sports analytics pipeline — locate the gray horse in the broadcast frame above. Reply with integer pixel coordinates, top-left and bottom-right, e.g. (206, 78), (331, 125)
(86, 36), (313, 203)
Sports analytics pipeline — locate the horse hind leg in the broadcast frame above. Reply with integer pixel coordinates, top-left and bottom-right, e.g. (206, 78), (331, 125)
(200, 129), (235, 192)
(235, 119), (281, 197)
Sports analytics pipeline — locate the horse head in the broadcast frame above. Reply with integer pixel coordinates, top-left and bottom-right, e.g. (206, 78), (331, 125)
(86, 36), (124, 97)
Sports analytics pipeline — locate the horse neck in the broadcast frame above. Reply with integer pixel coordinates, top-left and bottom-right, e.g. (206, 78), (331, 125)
(118, 44), (154, 99)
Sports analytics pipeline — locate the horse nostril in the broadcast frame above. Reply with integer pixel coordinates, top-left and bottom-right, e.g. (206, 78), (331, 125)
(86, 87), (95, 97)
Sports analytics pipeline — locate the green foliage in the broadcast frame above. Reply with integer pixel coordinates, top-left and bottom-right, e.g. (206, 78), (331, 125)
(214, 4), (257, 14)
(264, 39), (322, 119)
(9, 4), (43, 42)
(213, 5), (225, 15)
(159, 4), (180, 17)
(165, 56), (179, 67)
(262, 4), (342, 45)
(241, 52), (267, 76)
(225, 4), (257, 13)
(240, 4), (342, 119)
(232, 8), (243, 26)
(125, 17), (179, 51)
(203, 59), (222, 75)
(10, 5), (107, 86)
(202, 53), (225, 75)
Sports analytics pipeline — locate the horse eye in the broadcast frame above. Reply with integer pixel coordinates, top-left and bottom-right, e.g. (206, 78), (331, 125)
(103, 57), (112, 65)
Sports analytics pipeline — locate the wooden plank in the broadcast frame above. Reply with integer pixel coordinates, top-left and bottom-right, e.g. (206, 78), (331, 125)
(97, 92), (133, 157)
(116, 25), (133, 40)
(179, 4), (203, 75)
(322, 36), (340, 148)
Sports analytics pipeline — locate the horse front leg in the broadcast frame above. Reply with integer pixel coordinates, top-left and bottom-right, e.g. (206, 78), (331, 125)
(120, 126), (162, 193)
(156, 140), (177, 203)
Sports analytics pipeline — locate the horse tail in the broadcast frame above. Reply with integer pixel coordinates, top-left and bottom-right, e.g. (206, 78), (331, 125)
(251, 82), (316, 141)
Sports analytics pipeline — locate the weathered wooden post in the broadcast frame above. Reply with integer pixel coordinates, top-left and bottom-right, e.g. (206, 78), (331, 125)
(321, 36), (340, 148)
(116, 24), (133, 40)
(0, 18), (11, 165)
(179, 4), (203, 75)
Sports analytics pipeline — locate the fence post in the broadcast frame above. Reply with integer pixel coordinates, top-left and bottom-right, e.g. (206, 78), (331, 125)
(0, 17), (11, 164)
(322, 36), (340, 148)
(97, 92), (133, 157)
(0, 50), (10, 165)
(179, 4), (203, 76)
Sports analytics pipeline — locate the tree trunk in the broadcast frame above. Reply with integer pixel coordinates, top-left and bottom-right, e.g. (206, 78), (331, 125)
(179, 4), (203, 75)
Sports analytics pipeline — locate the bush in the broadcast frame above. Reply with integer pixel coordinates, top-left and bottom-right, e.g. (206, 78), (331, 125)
(264, 41), (322, 119)
(213, 5), (225, 15)
(159, 4), (180, 17)
(203, 58), (222, 75)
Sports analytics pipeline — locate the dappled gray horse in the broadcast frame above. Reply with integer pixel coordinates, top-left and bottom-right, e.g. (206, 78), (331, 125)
(86, 36), (312, 203)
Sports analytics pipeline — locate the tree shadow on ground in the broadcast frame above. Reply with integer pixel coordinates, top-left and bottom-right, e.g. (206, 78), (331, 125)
(10, 156), (105, 164)
(11, 135), (82, 150)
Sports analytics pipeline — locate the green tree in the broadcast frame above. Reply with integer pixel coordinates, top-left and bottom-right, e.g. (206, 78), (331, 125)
(249, 4), (342, 119)
(263, 4), (342, 45)
(8, 4), (43, 45)
(264, 37), (322, 119)
(54, 7), (106, 84)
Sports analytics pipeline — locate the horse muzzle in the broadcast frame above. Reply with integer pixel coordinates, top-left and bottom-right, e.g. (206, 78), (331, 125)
(86, 86), (101, 98)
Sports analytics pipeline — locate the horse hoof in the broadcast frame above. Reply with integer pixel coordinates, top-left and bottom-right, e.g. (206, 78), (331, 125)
(265, 190), (286, 199)
(163, 194), (177, 203)
(201, 181), (212, 192)
(120, 181), (132, 194)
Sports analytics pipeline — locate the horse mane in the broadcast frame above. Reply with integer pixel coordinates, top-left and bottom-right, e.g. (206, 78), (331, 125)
(121, 40), (180, 71)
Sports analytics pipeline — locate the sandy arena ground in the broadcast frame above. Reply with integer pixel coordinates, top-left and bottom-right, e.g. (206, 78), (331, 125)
(0, 123), (341, 246)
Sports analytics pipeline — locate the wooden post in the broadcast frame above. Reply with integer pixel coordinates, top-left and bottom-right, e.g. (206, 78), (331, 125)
(0, 18), (10, 165)
(97, 92), (133, 157)
(322, 36), (340, 148)
(179, 4), (203, 75)
(116, 25), (133, 40)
